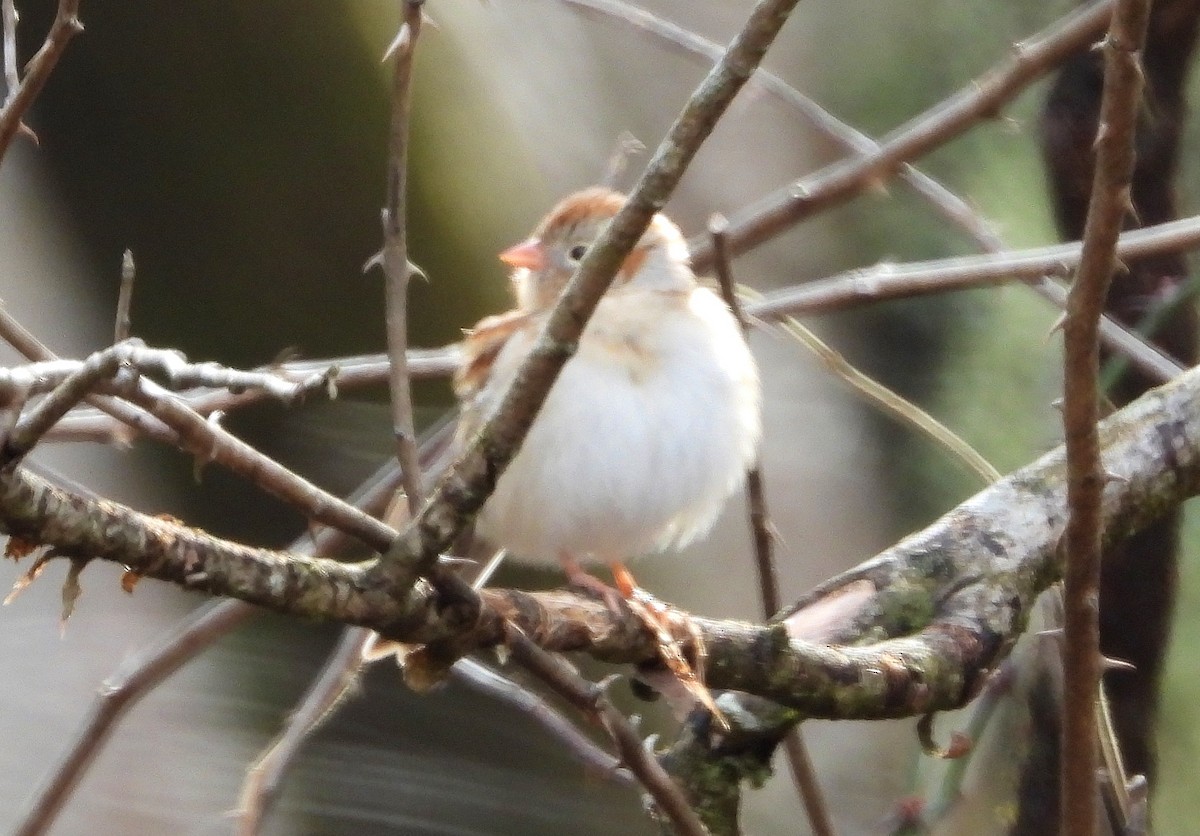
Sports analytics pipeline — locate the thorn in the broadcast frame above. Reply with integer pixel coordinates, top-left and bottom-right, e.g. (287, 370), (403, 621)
(382, 25), (410, 62)
(916, 712), (972, 759)
(864, 176), (890, 197)
(17, 121), (38, 145)
(591, 673), (619, 693)
(642, 733), (659, 753)
(1046, 311), (1067, 340)
(436, 554), (476, 570)
(1101, 655), (1136, 673)
(363, 250), (384, 274)
(1050, 397), (1064, 412)
(1103, 470), (1127, 485)
(707, 213), (729, 237)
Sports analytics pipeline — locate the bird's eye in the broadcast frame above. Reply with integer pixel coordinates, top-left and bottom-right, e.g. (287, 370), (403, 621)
(568, 244), (587, 261)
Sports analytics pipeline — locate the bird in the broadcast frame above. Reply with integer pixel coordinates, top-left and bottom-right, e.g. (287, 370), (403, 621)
(456, 186), (761, 597)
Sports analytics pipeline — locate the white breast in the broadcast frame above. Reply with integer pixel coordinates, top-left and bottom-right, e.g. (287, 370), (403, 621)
(474, 286), (761, 565)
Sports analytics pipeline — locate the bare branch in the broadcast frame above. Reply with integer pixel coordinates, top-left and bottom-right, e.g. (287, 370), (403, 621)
(505, 624), (710, 836)
(114, 249), (135, 344)
(0, 0), (83, 164)
(1059, 3), (1151, 833)
(381, 0), (426, 516)
(690, 0), (1116, 266)
(3, 361), (1200, 722)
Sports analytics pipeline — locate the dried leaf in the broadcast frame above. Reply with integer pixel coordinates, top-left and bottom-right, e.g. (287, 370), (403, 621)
(917, 712), (973, 759)
(612, 564), (728, 731)
(5, 535), (39, 560)
(4, 551), (54, 604)
(120, 567), (142, 594)
(60, 557), (90, 633)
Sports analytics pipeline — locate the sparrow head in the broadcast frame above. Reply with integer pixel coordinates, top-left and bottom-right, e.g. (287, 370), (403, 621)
(500, 187), (694, 311)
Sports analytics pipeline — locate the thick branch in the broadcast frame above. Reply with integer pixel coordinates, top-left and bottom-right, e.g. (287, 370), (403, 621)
(3, 364), (1200, 718)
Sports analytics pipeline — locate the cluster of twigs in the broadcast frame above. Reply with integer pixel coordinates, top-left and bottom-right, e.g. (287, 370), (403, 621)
(0, 0), (1196, 834)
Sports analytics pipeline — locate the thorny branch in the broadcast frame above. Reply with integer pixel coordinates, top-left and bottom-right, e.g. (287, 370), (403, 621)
(4, 0), (1199, 832)
(3, 362), (1200, 716)
(0, 0), (82, 163)
(689, 0), (1116, 266)
(1058, 2), (1150, 834)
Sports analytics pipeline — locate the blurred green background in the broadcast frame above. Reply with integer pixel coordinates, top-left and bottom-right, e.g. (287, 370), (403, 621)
(0, 0), (1196, 833)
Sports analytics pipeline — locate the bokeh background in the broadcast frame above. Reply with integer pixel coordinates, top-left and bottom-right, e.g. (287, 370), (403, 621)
(0, 0), (1196, 833)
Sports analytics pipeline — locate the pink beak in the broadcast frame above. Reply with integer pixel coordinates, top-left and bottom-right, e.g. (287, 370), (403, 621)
(498, 238), (546, 271)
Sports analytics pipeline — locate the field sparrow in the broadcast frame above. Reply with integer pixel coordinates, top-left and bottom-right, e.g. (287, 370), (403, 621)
(457, 187), (761, 592)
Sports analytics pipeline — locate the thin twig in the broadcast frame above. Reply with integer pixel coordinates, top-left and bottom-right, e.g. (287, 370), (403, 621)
(235, 627), (370, 836)
(505, 624), (709, 836)
(2, 0), (19, 99)
(0, 0), (83, 164)
(238, 9), (431, 829)
(691, 0), (1116, 266)
(114, 249), (135, 343)
(13, 450), (415, 836)
(555, 0), (1173, 395)
(1059, 2), (1150, 834)
(447, 657), (634, 785)
(13, 600), (257, 836)
(0, 304), (173, 445)
(381, 0), (426, 516)
(711, 215), (835, 836)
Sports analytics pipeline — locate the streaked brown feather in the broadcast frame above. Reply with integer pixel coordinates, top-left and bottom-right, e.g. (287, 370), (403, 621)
(454, 309), (534, 399)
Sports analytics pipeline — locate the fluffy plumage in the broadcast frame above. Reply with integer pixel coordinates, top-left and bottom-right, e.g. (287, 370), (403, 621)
(457, 188), (761, 570)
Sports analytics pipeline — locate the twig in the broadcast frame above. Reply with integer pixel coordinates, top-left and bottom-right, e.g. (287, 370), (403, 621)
(554, 0), (1173, 395)
(0, 0), (83, 164)
(504, 624), (710, 836)
(13, 451), (413, 836)
(235, 627), (371, 836)
(0, 335), (391, 552)
(744, 216), (1200, 383)
(690, 0), (1116, 266)
(6, 363), (1200, 716)
(238, 9), (432, 829)
(370, 0), (807, 592)
(14, 600), (257, 836)
(2, 0), (18, 99)
(710, 215), (835, 836)
(381, 0), (426, 517)
(114, 249), (135, 343)
(0, 304), (173, 445)
(46, 345), (460, 443)
(447, 657), (634, 785)
(1059, 3), (1150, 834)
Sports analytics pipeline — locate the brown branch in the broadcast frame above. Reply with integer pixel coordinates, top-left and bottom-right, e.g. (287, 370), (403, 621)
(381, 0), (426, 516)
(4, 361), (1200, 722)
(689, 0), (1115, 268)
(114, 249), (135, 343)
(504, 624), (710, 836)
(3, 0), (20, 100)
(13, 600), (256, 836)
(1059, 3), (1150, 834)
(12, 451), (413, 836)
(711, 216), (835, 836)
(556, 0), (1176, 399)
(0, 0), (82, 165)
